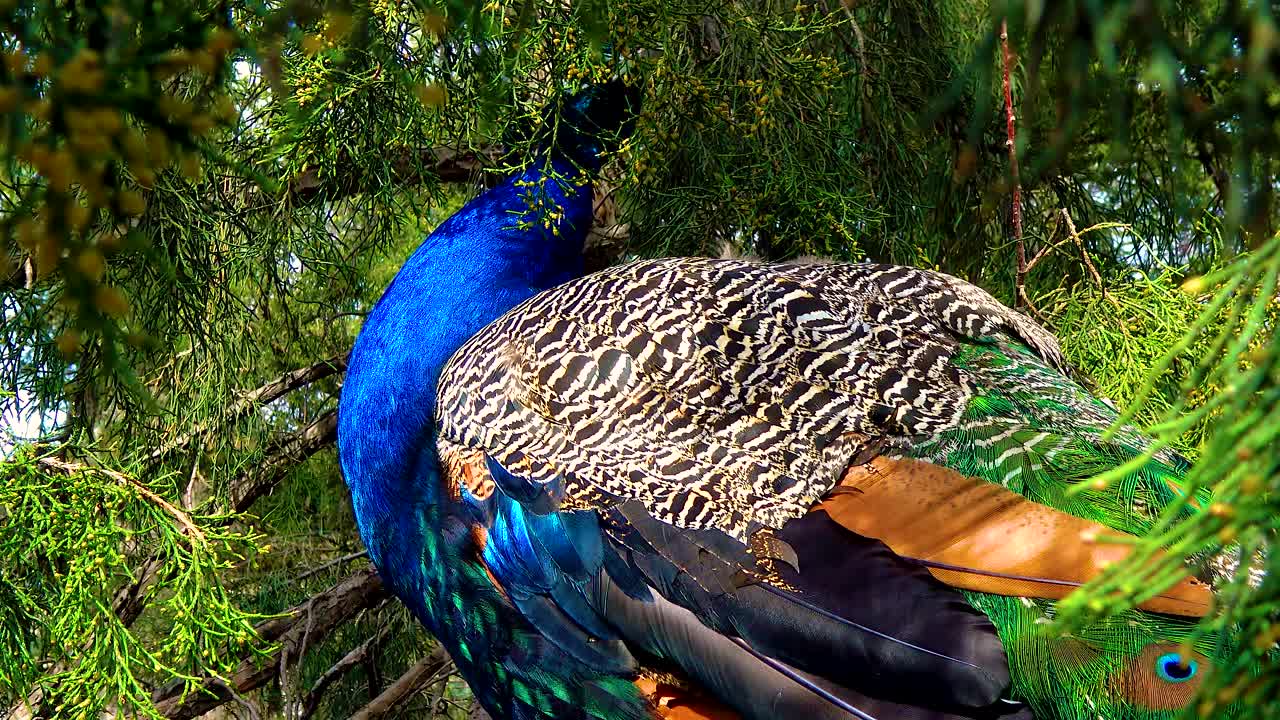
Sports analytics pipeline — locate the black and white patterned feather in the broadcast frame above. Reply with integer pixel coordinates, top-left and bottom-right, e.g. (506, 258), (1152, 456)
(437, 257), (1066, 541)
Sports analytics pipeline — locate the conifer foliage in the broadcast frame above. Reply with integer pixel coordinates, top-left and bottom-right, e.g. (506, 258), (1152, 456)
(0, 1), (1276, 718)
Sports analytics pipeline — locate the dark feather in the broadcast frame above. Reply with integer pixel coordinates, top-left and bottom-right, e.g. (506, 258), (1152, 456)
(737, 509), (1011, 710)
(595, 496), (1016, 716)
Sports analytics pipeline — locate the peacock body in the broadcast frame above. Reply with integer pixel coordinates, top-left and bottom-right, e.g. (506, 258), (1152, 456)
(338, 82), (1234, 720)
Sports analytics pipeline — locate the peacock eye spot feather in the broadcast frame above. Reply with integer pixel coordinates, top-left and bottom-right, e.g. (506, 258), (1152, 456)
(1155, 652), (1198, 683)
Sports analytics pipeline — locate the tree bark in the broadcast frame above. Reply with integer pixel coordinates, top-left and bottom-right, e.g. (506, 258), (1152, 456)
(299, 621), (393, 719)
(286, 146), (503, 206)
(229, 409), (339, 513)
(346, 647), (450, 720)
(149, 352), (350, 464)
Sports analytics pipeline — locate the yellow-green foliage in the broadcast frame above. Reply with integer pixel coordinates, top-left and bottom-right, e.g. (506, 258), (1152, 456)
(1049, 234), (1280, 719)
(0, 448), (268, 719)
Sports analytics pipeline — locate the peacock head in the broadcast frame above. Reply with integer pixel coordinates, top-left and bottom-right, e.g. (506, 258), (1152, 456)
(513, 77), (641, 171)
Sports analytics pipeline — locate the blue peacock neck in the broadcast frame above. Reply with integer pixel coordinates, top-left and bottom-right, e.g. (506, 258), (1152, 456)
(337, 155), (595, 572)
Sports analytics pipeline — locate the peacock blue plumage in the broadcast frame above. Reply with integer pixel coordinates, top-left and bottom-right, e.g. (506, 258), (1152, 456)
(338, 81), (1240, 720)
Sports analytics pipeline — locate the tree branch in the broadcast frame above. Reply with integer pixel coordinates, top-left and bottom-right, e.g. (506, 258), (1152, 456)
(104, 403), (340, 635)
(1192, 133), (1230, 207)
(151, 567), (388, 720)
(1, 255), (35, 292)
(286, 146), (503, 206)
(1000, 19), (1047, 324)
(230, 409), (339, 513)
(149, 352), (350, 464)
(113, 555), (166, 626)
(1060, 208), (1125, 314)
(346, 646), (450, 720)
(35, 457), (206, 544)
(299, 619), (394, 719)
(113, 406), (339, 631)
(1001, 21), (1025, 278)
(293, 550), (370, 585)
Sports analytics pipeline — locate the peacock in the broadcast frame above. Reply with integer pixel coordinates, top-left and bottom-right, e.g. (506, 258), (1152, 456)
(337, 80), (1235, 720)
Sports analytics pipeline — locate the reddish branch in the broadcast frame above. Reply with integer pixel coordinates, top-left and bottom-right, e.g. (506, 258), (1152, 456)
(1001, 19), (1035, 318)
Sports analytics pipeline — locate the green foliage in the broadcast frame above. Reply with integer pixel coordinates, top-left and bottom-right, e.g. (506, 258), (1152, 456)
(0, 448), (267, 719)
(1043, 266), (1227, 457)
(1054, 233), (1280, 718)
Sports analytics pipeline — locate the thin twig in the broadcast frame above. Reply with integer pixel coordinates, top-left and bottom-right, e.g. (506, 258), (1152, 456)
(293, 550), (370, 584)
(1023, 231), (1073, 275)
(283, 595), (319, 720)
(214, 679), (262, 720)
(1060, 207), (1124, 313)
(148, 351), (349, 464)
(300, 612), (395, 719)
(228, 410), (338, 513)
(36, 457), (207, 545)
(346, 647), (450, 720)
(832, 1), (869, 78)
(413, 660), (459, 716)
(151, 568), (388, 720)
(279, 629), (292, 720)
(1061, 208), (1105, 290)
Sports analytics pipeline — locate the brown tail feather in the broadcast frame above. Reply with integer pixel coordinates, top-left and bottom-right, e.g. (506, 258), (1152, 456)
(816, 456), (1211, 617)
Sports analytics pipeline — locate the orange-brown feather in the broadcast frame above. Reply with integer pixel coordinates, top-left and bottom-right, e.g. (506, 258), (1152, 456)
(635, 677), (742, 720)
(817, 456), (1211, 617)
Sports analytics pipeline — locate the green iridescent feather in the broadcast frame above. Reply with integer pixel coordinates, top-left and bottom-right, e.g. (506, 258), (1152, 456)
(905, 342), (1233, 720)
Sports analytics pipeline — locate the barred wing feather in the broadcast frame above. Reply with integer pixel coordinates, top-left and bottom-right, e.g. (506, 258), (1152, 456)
(438, 257), (1065, 540)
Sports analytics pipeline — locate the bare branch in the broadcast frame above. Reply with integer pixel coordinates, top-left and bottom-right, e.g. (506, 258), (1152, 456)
(293, 550), (370, 585)
(113, 555), (165, 626)
(1, 255), (35, 291)
(230, 409), (339, 513)
(299, 619), (395, 719)
(286, 146), (503, 206)
(1060, 208), (1125, 314)
(149, 351), (350, 464)
(1023, 235), (1072, 275)
(151, 567), (388, 720)
(346, 647), (450, 720)
(1001, 20), (1048, 325)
